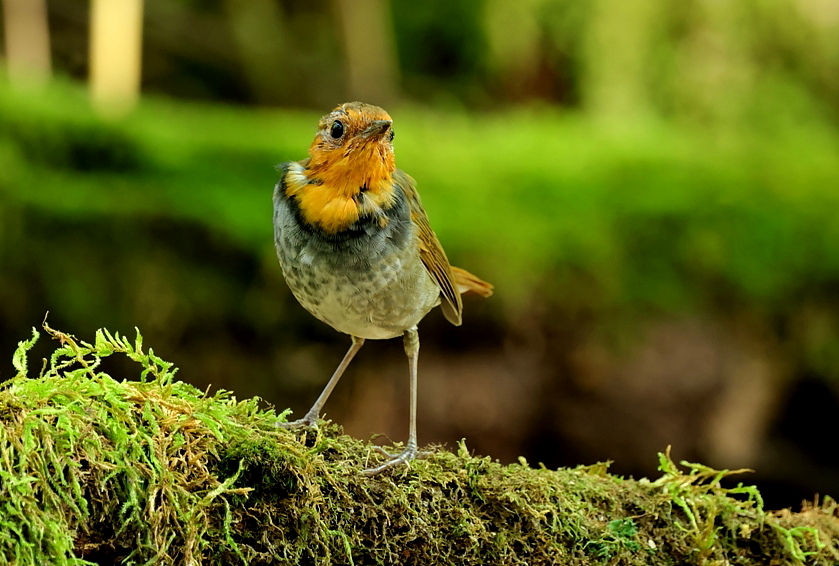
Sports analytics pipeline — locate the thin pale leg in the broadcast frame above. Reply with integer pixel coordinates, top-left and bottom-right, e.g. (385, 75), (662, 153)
(363, 326), (419, 476)
(279, 336), (365, 429)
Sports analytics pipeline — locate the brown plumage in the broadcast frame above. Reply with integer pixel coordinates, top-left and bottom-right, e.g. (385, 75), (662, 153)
(273, 101), (492, 475)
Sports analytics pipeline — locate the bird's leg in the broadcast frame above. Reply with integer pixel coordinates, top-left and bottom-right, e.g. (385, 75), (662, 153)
(279, 335), (365, 429)
(363, 326), (420, 476)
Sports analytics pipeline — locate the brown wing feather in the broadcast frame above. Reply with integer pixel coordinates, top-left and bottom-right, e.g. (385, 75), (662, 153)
(395, 170), (464, 326)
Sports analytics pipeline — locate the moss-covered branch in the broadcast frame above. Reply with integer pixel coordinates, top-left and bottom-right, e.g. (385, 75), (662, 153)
(1, 326), (837, 565)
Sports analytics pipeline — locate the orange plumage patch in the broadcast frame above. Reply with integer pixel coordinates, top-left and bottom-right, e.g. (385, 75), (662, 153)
(285, 102), (398, 233)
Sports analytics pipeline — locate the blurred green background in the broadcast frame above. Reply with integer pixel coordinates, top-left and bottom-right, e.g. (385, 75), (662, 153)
(2, 0), (839, 509)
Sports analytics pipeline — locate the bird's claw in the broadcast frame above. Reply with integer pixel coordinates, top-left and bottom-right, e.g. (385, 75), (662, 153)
(362, 444), (426, 476)
(276, 414), (318, 430)
(372, 446), (397, 458)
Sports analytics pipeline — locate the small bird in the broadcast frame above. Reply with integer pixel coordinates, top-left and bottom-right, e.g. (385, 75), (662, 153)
(273, 101), (492, 475)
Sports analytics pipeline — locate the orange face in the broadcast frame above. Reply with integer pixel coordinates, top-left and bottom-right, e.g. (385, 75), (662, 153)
(285, 102), (398, 233)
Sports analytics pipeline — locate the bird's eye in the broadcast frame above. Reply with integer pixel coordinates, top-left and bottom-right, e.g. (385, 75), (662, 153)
(330, 120), (344, 139)
(388, 129), (395, 142)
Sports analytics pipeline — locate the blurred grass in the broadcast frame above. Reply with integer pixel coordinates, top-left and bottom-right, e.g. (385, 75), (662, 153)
(2, 79), (839, 373)
(4, 81), (839, 292)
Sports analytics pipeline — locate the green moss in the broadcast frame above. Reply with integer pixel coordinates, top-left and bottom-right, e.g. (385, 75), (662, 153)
(1, 326), (837, 565)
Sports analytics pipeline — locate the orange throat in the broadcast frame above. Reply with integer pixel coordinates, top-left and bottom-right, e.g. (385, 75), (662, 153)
(285, 145), (396, 233)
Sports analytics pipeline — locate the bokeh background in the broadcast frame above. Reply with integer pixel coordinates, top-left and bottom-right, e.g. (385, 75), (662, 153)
(2, 0), (839, 510)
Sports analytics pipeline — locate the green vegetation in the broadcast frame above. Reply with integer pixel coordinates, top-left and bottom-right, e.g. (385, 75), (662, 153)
(2, 325), (837, 564)
(3, 80), (839, 376)
(4, 81), (839, 302)
(2, 1), (838, 557)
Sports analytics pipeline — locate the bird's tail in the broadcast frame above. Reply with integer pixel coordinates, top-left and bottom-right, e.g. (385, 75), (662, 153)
(451, 266), (494, 298)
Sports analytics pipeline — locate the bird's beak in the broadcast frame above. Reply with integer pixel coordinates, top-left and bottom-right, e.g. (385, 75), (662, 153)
(360, 120), (392, 140)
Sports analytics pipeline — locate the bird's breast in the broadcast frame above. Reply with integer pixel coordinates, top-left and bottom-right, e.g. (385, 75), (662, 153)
(273, 171), (440, 339)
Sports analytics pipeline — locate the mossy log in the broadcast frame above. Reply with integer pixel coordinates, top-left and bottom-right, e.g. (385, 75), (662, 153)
(1, 326), (837, 565)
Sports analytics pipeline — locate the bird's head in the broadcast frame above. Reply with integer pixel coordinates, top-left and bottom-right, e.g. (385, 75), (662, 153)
(286, 102), (398, 233)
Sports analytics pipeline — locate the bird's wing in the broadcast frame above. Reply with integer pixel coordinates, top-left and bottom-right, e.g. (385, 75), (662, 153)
(395, 170), (463, 326)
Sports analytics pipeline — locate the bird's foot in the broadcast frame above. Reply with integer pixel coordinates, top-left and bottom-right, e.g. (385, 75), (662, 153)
(276, 413), (318, 430)
(362, 443), (422, 476)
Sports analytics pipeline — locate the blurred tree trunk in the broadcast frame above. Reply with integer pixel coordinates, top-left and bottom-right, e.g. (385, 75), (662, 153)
(484, 0), (546, 101)
(332, 0), (399, 106)
(583, 0), (662, 123)
(89, 0), (144, 117)
(223, 0), (289, 106)
(671, 0), (754, 125)
(1, 0), (52, 88)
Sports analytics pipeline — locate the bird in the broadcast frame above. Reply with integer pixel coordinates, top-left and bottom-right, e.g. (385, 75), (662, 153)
(272, 101), (492, 475)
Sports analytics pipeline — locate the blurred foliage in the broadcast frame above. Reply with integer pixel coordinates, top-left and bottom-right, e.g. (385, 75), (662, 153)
(392, 0), (488, 104)
(19, 0), (837, 123)
(1, 77), (839, 382)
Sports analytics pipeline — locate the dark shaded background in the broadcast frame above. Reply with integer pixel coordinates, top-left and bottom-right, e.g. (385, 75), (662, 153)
(2, 0), (839, 511)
